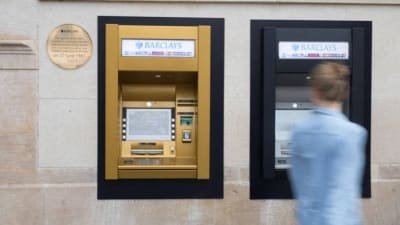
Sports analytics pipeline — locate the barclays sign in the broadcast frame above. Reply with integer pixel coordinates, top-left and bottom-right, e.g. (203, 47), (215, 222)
(121, 39), (195, 58)
(279, 41), (349, 60)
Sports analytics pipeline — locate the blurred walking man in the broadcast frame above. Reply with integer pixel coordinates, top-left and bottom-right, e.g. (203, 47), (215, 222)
(289, 62), (367, 225)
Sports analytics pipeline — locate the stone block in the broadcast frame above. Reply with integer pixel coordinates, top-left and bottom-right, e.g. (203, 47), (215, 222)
(0, 170), (37, 185)
(371, 96), (400, 164)
(225, 76), (250, 101)
(0, 187), (44, 225)
(190, 200), (217, 225)
(128, 200), (192, 225)
(0, 70), (37, 134)
(260, 200), (296, 225)
(216, 184), (261, 225)
(39, 99), (97, 167)
(371, 163), (379, 180)
(0, 167), (96, 185)
(45, 186), (106, 225)
(224, 138), (249, 167)
(0, 54), (38, 70)
(0, 133), (36, 172)
(239, 166), (249, 182)
(45, 186), (198, 225)
(363, 181), (400, 225)
(377, 164), (400, 180)
(38, 64), (97, 99)
(225, 15), (250, 80)
(224, 166), (240, 182)
(37, 168), (97, 184)
(225, 99), (250, 167)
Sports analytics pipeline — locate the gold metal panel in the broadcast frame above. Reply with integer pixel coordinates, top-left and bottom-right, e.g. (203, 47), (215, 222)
(122, 84), (176, 101)
(118, 170), (197, 179)
(119, 71), (198, 84)
(105, 24), (120, 179)
(119, 25), (198, 39)
(175, 113), (197, 158)
(175, 83), (197, 159)
(175, 82), (197, 100)
(123, 101), (176, 108)
(197, 26), (211, 179)
(118, 25), (198, 72)
(118, 164), (197, 170)
(119, 157), (197, 168)
(119, 57), (198, 72)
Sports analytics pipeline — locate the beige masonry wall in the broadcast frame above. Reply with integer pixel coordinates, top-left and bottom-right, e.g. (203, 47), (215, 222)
(39, 0), (400, 5)
(1, 1), (400, 225)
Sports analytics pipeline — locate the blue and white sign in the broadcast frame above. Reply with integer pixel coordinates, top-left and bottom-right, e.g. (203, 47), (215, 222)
(279, 41), (349, 60)
(121, 39), (195, 58)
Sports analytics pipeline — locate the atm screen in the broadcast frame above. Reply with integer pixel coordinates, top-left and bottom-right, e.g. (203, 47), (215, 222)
(275, 109), (312, 169)
(126, 108), (172, 141)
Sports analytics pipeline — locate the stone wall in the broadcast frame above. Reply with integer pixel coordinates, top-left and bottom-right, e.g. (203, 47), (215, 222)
(0, 1), (399, 225)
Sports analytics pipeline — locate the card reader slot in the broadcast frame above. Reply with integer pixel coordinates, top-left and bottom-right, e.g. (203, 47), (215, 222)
(139, 142), (157, 146)
(131, 149), (164, 155)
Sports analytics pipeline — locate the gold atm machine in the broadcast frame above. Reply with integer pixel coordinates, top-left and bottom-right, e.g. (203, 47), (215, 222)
(98, 17), (224, 199)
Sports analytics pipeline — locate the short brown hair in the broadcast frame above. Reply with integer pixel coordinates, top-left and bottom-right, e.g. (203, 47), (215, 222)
(310, 62), (350, 102)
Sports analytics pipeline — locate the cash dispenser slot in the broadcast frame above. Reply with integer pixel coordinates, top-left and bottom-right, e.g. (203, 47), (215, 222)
(127, 142), (175, 157)
(131, 149), (163, 155)
(131, 143), (163, 155)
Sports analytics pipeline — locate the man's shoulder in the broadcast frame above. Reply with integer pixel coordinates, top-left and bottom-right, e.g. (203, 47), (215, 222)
(342, 120), (367, 138)
(293, 113), (366, 137)
(292, 116), (316, 135)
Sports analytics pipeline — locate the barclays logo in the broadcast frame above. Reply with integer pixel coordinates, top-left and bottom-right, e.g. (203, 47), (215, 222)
(292, 44), (300, 51)
(136, 41), (143, 49)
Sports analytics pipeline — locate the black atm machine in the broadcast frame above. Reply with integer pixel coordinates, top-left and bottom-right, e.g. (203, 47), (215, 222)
(250, 20), (371, 199)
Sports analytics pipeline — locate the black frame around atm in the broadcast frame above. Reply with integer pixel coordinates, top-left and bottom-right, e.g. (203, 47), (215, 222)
(98, 16), (224, 199)
(250, 20), (372, 199)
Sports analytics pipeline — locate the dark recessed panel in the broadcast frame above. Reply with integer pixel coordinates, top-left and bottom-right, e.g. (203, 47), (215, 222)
(250, 20), (371, 199)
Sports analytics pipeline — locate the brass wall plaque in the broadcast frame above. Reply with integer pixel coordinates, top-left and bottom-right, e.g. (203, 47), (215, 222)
(47, 24), (92, 69)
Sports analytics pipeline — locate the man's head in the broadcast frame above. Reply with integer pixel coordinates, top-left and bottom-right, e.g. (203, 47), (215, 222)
(310, 62), (350, 106)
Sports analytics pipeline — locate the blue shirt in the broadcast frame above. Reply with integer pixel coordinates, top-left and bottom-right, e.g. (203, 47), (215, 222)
(289, 107), (367, 225)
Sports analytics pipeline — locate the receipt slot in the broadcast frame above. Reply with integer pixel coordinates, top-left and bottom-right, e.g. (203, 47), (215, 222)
(98, 17), (224, 199)
(250, 20), (371, 199)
